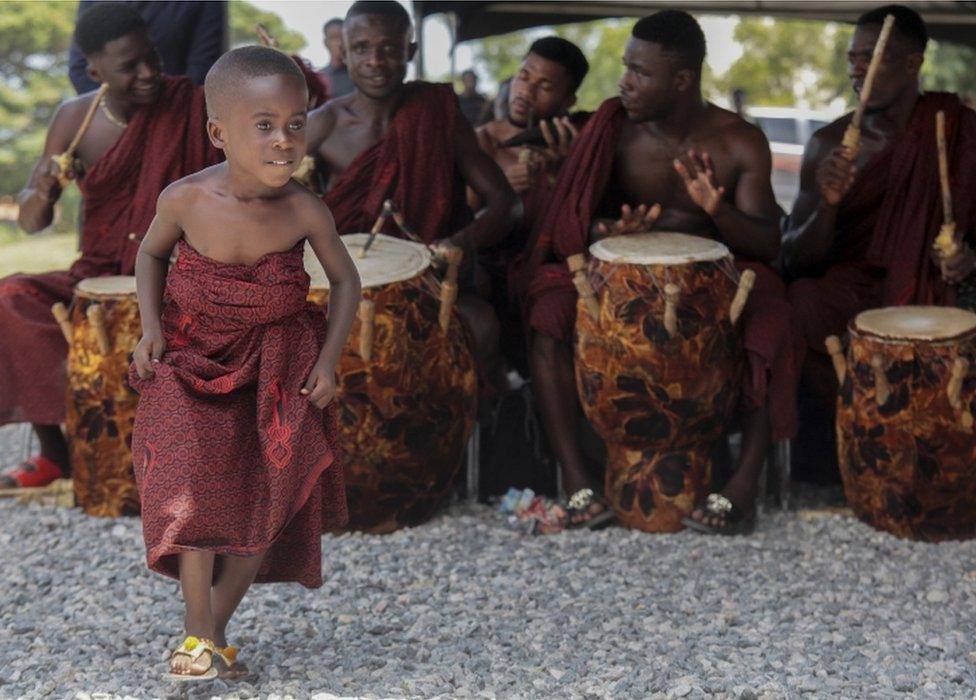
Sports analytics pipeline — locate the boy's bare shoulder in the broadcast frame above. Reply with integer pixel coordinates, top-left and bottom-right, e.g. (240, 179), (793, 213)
(286, 180), (334, 223)
(157, 164), (224, 213)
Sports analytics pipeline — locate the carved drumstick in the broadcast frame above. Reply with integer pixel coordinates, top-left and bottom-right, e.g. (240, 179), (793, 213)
(933, 110), (960, 260)
(947, 356), (974, 429)
(871, 353), (890, 406)
(841, 15), (895, 159)
(663, 284), (680, 338)
(825, 335), (847, 384)
(358, 202), (392, 259)
(438, 246), (463, 331)
(357, 299), (375, 362)
(51, 83), (109, 186)
(86, 304), (111, 354)
(729, 269), (756, 325)
(566, 254), (599, 321)
(51, 303), (73, 343)
(255, 23), (279, 48)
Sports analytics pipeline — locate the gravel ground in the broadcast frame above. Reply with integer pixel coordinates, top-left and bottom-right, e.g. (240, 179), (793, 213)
(2, 422), (976, 699)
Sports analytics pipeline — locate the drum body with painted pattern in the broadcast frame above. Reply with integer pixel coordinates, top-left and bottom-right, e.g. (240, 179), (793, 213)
(306, 234), (477, 533)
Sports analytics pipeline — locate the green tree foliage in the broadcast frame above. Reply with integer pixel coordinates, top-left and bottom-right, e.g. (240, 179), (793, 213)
(0, 1), (77, 197)
(714, 18), (853, 108)
(228, 0), (306, 52)
(922, 40), (976, 101)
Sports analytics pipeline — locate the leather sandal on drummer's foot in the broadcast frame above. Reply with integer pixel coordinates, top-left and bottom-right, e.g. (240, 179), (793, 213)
(682, 493), (756, 536)
(163, 636), (220, 682)
(217, 645), (250, 680)
(565, 488), (617, 530)
(0, 456), (63, 490)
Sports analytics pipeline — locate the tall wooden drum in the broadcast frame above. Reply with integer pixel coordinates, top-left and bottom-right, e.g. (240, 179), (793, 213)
(66, 276), (141, 516)
(306, 234), (477, 533)
(574, 233), (748, 532)
(832, 306), (976, 541)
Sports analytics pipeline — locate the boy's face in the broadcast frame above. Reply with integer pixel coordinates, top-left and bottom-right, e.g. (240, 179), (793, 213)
(209, 74), (309, 188)
(86, 29), (162, 104)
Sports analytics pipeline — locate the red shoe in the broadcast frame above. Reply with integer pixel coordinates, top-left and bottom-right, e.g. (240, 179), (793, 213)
(0, 456), (64, 489)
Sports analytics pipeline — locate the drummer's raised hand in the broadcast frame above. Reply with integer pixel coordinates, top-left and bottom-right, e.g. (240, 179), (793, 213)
(675, 149), (725, 216)
(936, 241), (976, 284)
(540, 117), (579, 166)
(815, 147), (857, 207)
(133, 331), (166, 380)
(594, 203), (662, 239)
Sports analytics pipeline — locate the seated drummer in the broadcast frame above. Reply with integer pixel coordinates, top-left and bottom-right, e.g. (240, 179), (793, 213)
(304, 0), (518, 378)
(518, 10), (796, 533)
(782, 5), (976, 459)
(469, 37), (590, 374)
(1, 4), (220, 489)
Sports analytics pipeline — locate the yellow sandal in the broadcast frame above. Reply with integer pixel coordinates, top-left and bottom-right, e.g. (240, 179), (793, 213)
(163, 636), (220, 682)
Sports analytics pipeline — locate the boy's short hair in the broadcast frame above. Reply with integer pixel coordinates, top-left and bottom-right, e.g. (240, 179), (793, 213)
(204, 46), (307, 118)
(632, 10), (707, 78)
(323, 18), (343, 33)
(75, 2), (147, 57)
(856, 4), (928, 52)
(527, 37), (590, 91)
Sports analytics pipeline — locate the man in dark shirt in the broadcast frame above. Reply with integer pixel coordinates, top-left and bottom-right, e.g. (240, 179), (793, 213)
(69, 0), (225, 92)
(458, 69), (488, 125)
(319, 17), (355, 99)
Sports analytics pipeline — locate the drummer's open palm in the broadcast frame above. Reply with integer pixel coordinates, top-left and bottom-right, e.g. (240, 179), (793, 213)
(595, 203), (662, 239)
(675, 149), (725, 216)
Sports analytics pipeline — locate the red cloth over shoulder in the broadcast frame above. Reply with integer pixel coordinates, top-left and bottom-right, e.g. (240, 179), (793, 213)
(323, 82), (471, 243)
(76, 76), (220, 277)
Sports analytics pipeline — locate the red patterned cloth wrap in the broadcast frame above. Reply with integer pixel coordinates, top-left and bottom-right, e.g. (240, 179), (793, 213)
(0, 76), (219, 427)
(323, 82), (471, 243)
(307, 260), (477, 533)
(128, 242), (346, 588)
(836, 307), (976, 541)
(575, 242), (744, 532)
(67, 277), (141, 517)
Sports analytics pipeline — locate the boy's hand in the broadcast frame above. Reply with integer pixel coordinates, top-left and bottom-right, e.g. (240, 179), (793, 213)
(133, 331), (166, 379)
(301, 360), (337, 408)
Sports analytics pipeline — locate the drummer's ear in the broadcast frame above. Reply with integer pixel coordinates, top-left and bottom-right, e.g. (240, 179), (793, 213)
(86, 62), (103, 87)
(207, 118), (226, 150)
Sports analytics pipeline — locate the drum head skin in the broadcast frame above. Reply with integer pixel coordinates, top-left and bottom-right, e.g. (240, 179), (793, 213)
(75, 275), (137, 299)
(854, 306), (976, 341)
(589, 232), (730, 265)
(305, 233), (431, 290)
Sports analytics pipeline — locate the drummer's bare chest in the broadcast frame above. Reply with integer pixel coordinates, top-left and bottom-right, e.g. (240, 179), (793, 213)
(613, 122), (738, 213)
(316, 113), (388, 177)
(73, 117), (126, 173)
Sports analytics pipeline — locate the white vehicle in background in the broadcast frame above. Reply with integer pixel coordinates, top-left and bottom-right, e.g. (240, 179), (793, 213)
(746, 106), (842, 210)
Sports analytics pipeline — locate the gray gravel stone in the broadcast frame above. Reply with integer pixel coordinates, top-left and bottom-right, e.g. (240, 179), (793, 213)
(3, 422), (976, 698)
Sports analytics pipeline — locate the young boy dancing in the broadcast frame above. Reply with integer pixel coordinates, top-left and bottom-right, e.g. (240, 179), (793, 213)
(129, 46), (361, 681)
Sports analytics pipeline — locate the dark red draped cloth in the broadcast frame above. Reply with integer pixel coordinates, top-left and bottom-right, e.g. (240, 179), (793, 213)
(0, 77), (219, 427)
(519, 97), (798, 440)
(129, 242), (346, 588)
(323, 82), (470, 242)
(790, 92), (976, 360)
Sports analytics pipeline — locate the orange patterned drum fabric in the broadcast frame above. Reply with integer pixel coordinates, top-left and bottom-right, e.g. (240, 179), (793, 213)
(836, 306), (976, 541)
(307, 234), (477, 533)
(574, 233), (743, 532)
(66, 276), (141, 516)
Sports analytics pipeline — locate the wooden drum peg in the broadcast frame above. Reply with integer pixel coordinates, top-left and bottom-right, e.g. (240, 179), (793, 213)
(663, 284), (680, 338)
(871, 353), (891, 406)
(824, 335), (847, 384)
(948, 356), (974, 430)
(566, 254), (599, 321)
(438, 246), (463, 332)
(729, 269), (756, 325)
(86, 304), (111, 354)
(358, 299), (375, 362)
(51, 303), (73, 343)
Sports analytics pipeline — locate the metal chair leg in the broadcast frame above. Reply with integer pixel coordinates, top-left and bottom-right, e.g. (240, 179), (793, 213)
(465, 422), (480, 502)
